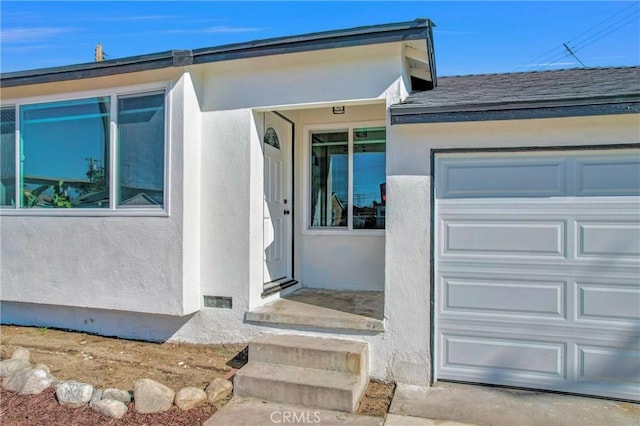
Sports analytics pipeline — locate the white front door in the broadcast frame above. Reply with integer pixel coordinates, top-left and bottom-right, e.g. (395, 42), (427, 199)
(263, 112), (292, 284)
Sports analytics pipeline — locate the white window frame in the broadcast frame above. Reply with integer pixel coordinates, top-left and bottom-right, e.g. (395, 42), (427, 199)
(302, 120), (386, 236)
(0, 82), (171, 217)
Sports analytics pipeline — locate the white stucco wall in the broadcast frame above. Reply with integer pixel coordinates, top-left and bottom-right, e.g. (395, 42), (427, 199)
(197, 43), (404, 111)
(383, 113), (640, 385)
(178, 72), (203, 311)
(193, 45), (405, 302)
(292, 104), (387, 291)
(198, 107), (255, 313)
(0, 69), (201, 317)
(2, 43), (411, 382)
(1, 42), (405, 313)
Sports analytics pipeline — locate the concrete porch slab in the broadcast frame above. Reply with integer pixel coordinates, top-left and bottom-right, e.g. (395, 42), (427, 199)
(390, 382), (640, 426)
(205, 396), (384, 426)
(246, 289), (384, 332)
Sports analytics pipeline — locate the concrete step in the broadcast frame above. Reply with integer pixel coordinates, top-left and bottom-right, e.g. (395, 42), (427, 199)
(234, 361), (366, 412)
(249, 334), (368, 376)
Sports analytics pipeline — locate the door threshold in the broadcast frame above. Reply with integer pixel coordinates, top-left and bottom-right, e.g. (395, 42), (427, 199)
(262, 278), (299, 297)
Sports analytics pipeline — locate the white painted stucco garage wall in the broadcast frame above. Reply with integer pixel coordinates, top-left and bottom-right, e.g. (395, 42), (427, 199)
(384, 113), (640, 385)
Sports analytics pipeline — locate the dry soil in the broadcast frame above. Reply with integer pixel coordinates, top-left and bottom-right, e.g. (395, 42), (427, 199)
(0, 325), (394, 424)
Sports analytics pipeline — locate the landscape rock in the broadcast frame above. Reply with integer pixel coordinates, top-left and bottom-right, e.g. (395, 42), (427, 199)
(133, 378), (175, 413)
(33, 363), (50, 374)
(205, 378), (233, 403)
(90, 388), (103, 407)
(11, 347), (31, 362)
(3, 368), (53, 395)
(174, 386), (206, 410)
(56, 381), (95, 407)
(91, 398), (128, 419)
(0, 358), (31, 378)
(102, 388), (131, 403)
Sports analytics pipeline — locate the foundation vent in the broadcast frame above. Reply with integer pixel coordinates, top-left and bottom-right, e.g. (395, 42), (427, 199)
(203, 296), (232, 309)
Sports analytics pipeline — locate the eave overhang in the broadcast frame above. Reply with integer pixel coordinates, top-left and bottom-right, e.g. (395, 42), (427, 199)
(1, 19), (436, 88)
(390, 95), (640, 125)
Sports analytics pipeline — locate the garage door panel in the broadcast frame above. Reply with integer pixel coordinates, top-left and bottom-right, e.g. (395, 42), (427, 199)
(576, 156), (640, 196)
(441, 334), (566, 378)
(578, 284), (640, 322)
(441, 220), (566, 257)
(437, 158), (566, 198)
(435, 148), (640, 401)
(578, 346), (640, 385)
(437, 199), (640, 218)
(577, 222), (640, 258)
(442, 276), (565, 319)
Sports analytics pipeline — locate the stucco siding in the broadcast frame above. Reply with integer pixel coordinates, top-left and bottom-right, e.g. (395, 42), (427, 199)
(293, 105), (388, 291)
(179, 72), (203, 312)
(198, 109), (255, 312)
(197, 43), (403, 111)
(1, 215), (184, 314)
(0, 71), (197, 317)
(384, 113), (640, 385)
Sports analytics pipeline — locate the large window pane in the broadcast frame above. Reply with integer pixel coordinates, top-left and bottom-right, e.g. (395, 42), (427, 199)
(1, 108), (16, 206)
(353, 127), (386, 229)
(311, 131), (348, 227)
(20, 98), (110, 208)
(118, 93), (165, 207)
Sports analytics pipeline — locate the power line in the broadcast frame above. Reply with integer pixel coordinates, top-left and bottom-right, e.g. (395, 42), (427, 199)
(552, 13), (639, 69)
(520, 3), (639, 70)
(523, 43), (567, 68)
(566, 2), (637, 45)
(571, 14), (639, 52)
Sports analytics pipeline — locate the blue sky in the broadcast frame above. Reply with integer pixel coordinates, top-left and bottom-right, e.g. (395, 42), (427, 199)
(1, 1), (638, 76)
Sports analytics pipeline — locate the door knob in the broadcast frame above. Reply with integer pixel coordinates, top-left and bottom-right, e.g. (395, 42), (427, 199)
(284, 209), (290, 215)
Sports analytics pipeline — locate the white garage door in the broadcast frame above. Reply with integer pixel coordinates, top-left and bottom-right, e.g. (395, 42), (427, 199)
(434, 148), (640, 401)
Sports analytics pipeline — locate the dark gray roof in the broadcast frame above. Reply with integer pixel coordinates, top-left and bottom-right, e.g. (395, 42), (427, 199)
(390, 67), (640, 124)
(1, 19), (434, 88)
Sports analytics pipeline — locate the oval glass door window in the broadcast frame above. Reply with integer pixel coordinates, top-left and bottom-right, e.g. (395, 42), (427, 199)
(264, 127), (280, 149)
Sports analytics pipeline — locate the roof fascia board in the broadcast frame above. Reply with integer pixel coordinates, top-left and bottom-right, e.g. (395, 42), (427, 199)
(425, 22), (437, 86)
(1, 19), (432, 88)
(1, 51), (189, 88)
(391, 94), (640, 116)
(192, 26), (428, 65)
(390, 101), (640, 125)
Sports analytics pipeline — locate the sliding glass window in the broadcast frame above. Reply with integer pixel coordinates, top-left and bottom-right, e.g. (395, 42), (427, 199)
(1, 108), (16, 207)
(309, 126), (386, 230)
(118, 92), (165, 207)
(0, 89), (166, 211)
(353, 127), (386, 230)
(310, 131), (348, 227)
(20, 97), (110, 208)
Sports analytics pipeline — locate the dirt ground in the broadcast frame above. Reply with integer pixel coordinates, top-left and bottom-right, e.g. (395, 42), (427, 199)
(0, 325), (246, 391)
(0, 325), (394, 423)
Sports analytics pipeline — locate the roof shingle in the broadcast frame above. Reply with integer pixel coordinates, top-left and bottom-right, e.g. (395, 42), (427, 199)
(390, 67), (640, 123)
